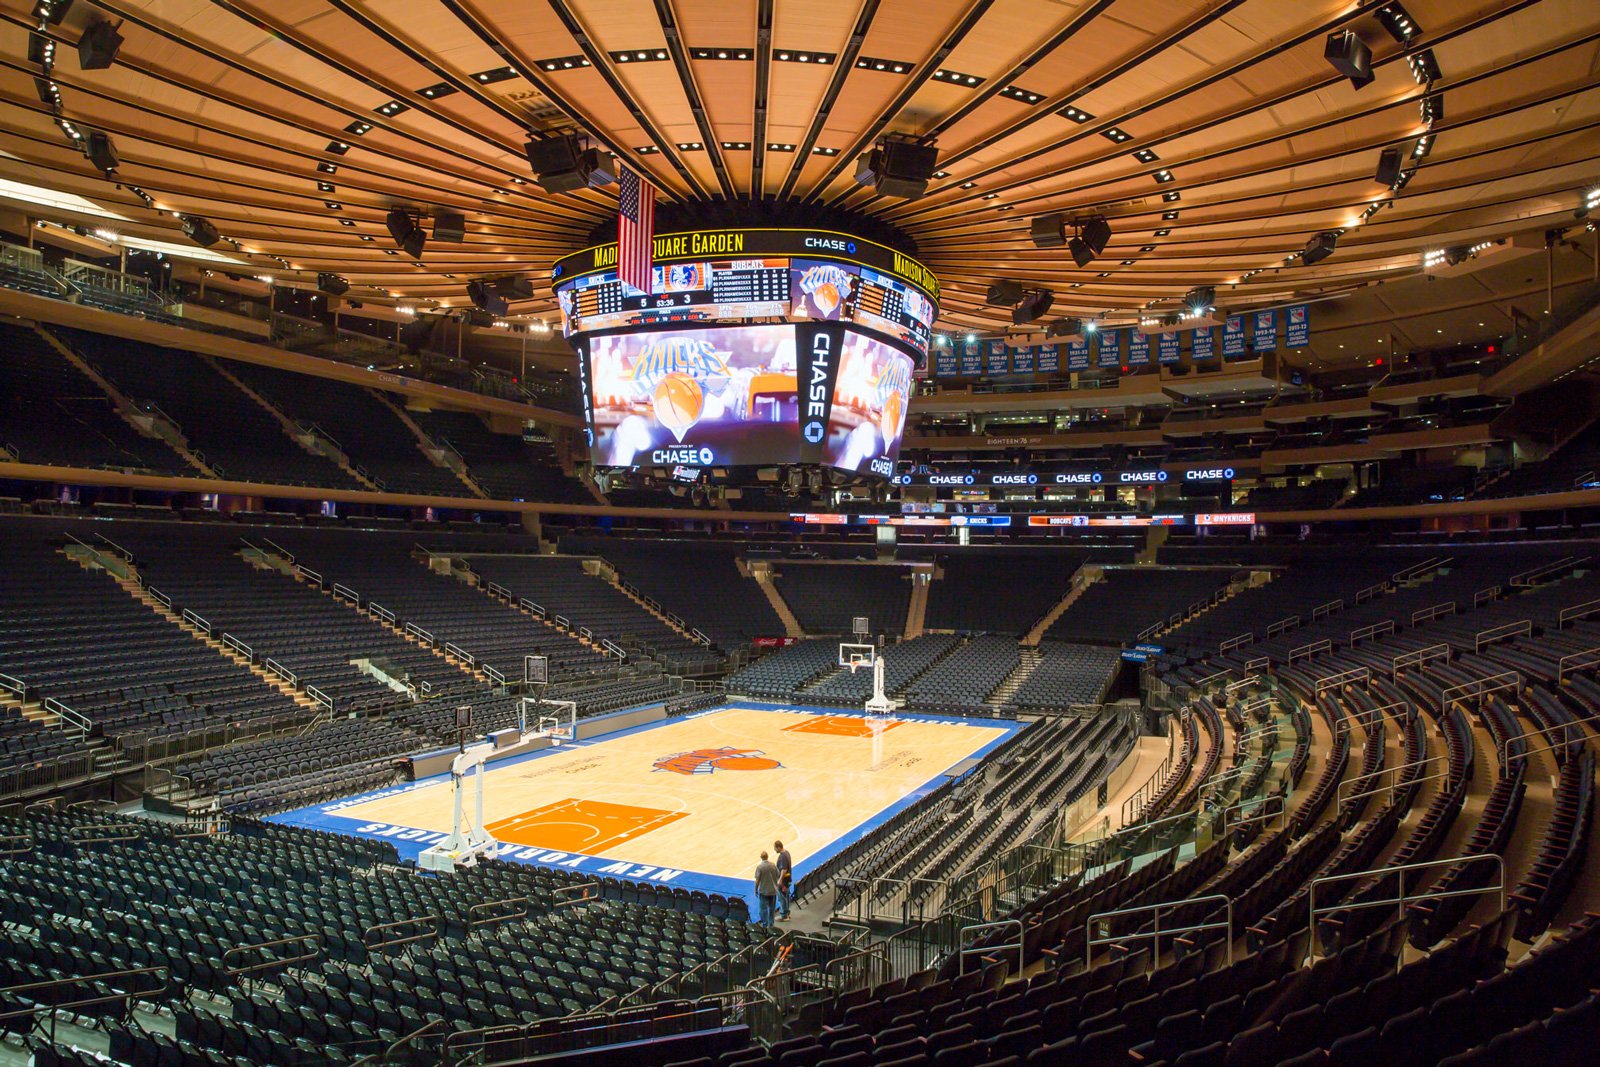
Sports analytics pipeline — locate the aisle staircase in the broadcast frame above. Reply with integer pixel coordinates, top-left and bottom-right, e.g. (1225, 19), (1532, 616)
(988, 647), (1042, 705)
(1023, 566), (1101, 646)
(747, 561), (805, 638)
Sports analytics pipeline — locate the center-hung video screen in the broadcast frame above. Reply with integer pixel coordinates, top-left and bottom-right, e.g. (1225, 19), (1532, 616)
(578, 323), (914, 477)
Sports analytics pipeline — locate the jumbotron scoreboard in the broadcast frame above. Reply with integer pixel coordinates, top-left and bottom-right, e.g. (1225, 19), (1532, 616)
(551, 228), (940, 477)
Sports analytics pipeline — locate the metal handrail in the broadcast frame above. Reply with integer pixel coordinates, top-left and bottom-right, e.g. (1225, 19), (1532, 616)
(1086, 893), (1232, 969)
(1343, 698), (1414, 729)
(0, 671), (26, 701)
(1498, 709), (1600, 773)
(1244, 655), (1271, 672)
(0, 833), (34, 855)
(361, 915), (438, 954)
(1288, 639), (1331, 664)
(1315, 666), (1369, 694)
(1439, 671), (1521, 715)
(1219, 792), (1286, 833)
(350, 1017), (445, 1067)
(1411, 602), (1457, 627)
(0, 965), (169, 1041)
(958, 918), (1022, 975)
(1312, 598), (1344, 620)
(67, 822), (143, 844)
(1559, 597), (1600, 628)
(1558, 646), (1600, 681)
(1349, 620), (1395, 645)
(1392, 643), (1451, 678)
(332, 583), (361, 606)
(222, 932), (321, 978)
(1338, 766), (1452, 809)
(1475, 619), (1532, 653)
(1307, 854), (1504, 957)
(1219, 633), (1254, 652)
(554, 882), (600, 908)
(466, 896), (530, 928)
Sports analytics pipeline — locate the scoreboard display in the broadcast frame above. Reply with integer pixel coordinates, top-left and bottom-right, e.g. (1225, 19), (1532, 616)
(552, 227), (940, 362)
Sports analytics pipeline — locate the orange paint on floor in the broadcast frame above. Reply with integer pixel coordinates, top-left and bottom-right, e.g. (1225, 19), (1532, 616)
(782, 715), (903, 738)
(485, 798), (689, 852)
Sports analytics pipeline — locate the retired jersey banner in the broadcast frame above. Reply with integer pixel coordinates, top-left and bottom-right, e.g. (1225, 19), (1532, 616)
(1011, 344), (1036, 374)
(1098, 329), (1123, 368)
(1221, 316), (1246, 360)
(1252, 309), (1277, 354)
(1286, 304), (1310, 348)
(934, 342), (959, 377)
(1158, 331), (1182, 364)
(1067, 338), (1090, 370)
(959, 336), (983, 375)
(1191, 326), (1215, 360)
(985, 340), (1009, 376)
(1127, 330), (1151, 366)
(1037, 343), (1060, 373)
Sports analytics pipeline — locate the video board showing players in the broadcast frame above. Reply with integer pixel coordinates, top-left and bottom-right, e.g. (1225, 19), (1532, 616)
(854, 265), (934, 353)
(822, 331), (915, 478)
(559, 259), (790, 336)
(586, 324), (799, 469)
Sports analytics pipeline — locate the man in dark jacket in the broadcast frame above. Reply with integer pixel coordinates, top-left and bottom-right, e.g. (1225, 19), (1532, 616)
(774, 840), (793, 921)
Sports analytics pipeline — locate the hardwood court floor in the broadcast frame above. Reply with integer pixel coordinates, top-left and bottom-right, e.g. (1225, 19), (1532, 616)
(337, 707), (1011, 878)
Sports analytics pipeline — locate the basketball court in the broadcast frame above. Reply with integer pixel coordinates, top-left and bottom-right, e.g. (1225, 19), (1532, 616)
(270, 702), (1020, 904)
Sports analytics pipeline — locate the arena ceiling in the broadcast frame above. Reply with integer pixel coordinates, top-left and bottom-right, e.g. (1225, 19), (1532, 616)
(3, 0), (1599, 364)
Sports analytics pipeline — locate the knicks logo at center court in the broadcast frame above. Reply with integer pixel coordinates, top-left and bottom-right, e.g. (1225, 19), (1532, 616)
(654, 747), (782, 776)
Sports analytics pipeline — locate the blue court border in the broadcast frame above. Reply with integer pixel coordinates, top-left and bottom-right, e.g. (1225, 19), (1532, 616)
(268, 700), (1021, 915)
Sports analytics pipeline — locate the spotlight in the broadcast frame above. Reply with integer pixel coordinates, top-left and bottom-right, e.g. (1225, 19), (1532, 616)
(853, 135), (939, 200)
(1185, 286), (1215, 313)
(986, 280), (1025, 306)
(1046, 317), (1083, 339)
(316, 272), (349, 295)
(1011, 289), (1054, 325)
(180, 215), (220, 247)
(1374, 4), (1422, 44)
(33, 77), (61, 112)
(27, 32), (55, 71)
(1302, 231), (1338, 265)
(524, 134), (615, 193)
(77, 19), (123, 70)
(84, 130), (117, 174)
(385, 209), (425, 258)
(467, 280), (507, 316)
(433, 212), (466, 241)
(33, 1), (74, 26)
(1374, 146), (1404, 187)
(1324, 30), (1372, 88)
(1030, 214), (1066, 249)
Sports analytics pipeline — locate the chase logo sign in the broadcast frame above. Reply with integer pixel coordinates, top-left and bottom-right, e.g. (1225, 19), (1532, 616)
(652, 446), (714, 465)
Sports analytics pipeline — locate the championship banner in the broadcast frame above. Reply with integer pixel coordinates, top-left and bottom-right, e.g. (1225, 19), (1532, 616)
(1221, 316), (1246, 360)
(1011, 344), (1036, 374)
(1252, 309), (1277, 354)
(985, 339), (1009, 376)
(1286, 304), (1310, 348)
(1192, 326), (1215, 360)
(934, 342), (959, 377)
(1037, 343), (1060, 373)
(959, 336), (984, 375)
(1127, 330), (1151, 366)
(794, 321), (847, 464)
(1098, 329), (1123, 368)
(1158, 331), (1182, 364)
(1067, 338), (1090, 370)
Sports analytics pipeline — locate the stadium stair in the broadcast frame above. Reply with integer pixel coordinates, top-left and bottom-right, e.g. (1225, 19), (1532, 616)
(988, 646), (1041, 705)
(364, 389), (489, 498)
(35, 326), (214, 478)
(904, 572), (931, 639)
(1023, 565), (1100, 645)
(746, 561), (805, 638)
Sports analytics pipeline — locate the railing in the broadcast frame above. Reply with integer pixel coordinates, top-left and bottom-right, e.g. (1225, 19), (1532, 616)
(296, 564), (324, 586)
(483, 665), (507, 687)
(1225, 676), (1259, 698)
(1510, 555), (1585, 588)
(1474, 585), (1503, 607)
(43, 697), (91, 738)
(1122, 717), (1183, 826)
(1311, 598), (1344, 620)
(1439, 671), (1521, 715)
(260, 536), (295, 563)
(1475, 619), (1531, 653)
(66, 821), (143, 844)
(220, 633), (255, 663)
(1337, 751), (1448, 809)
(1558, 646), (1600, 682)
(305, 684), (334, 712)
(181, 607), (211, 634)
(1348, 620), (1394, 645)
(957, 919), (1022, 975)
(223, 933), (322, 979)
(0, 833), (33, 855)
(1219, 632), (1254, 652)
(466, 896), (530, 929)
(1265, 615), (1300, 638)
(405, 622), (435, 646)
(1308, 854), (1504, 957)
(362, 915), (439, 954)
(486, 581), (512, 600)
(1288, 639), (1331, 664)
(0, 965), (169, 1043)
(1086, 894), (1232, 970)
(147, 586), (172, 608)
(1244, 655), (1271, 672)
(1498, 710), (1600, 773)
(1559, 598), (1600, 628)
(0, 671), (27, 702)
(521, 598), (547, 618)
(351, 1017), (446, 1067)
(332, 583), (361, 606)
(1392, 643), (1450, 678)
(369, 602), (396, 624)
(263, 658), (299, 688)
(1314, 666), (1369, 695)
(1354, 581), (1384, 604)
(1392, 556), (1447, 584)
(445, 642), (476, 666)
(1412, 601), (1457, 626)
(554, 614), (571, 629)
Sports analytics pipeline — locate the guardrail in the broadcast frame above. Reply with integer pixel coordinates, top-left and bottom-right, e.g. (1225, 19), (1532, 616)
(1265, 615), (1300, 638)
(578, 626), (594, 640)
(554, 614), (570, 629)
(296, 564), (323, 586)
(67, 821), (143, 844)
(1498, 710), (1600, 773)
(0, 965), (169, 1043)
(263, 658), (298, 688)
(1558, 646), (1600, 682)
(1510, 555), (1585, 588)
(369, 602), (396, 624)
(1349, 620), (1394, 645)
(1391, 642), (1450, 678)
(1354, 581), (1384, 604)
(1244, 655), (1271, 672)
(363, 915), (439, 954)
(405, 623), (435, 646)
(486, 581), (512, 600)
(1392, 556), (1447, 584)
(0, 671), (26, 701)
(521, 598), (546, 618)
(1475, 619), (1531, 653)
(1314, 666), (1369, 695)
(220, 633), (255, 663)
(1308, 854), (1503, 958)
(181, 607), (211, 634)
(466, 896), (530, 929)
(444, 642), (475, 666)
(1439, 670), (1520, 715)
(147, 586), (172, 608)
(1219, 633), (1254, 652)
(1311, 598), (1343, 620)
(1086, 894), (1232, 969)
(1474, 585), (1502, 607)
(223, 933), (322, 979)
(332, 583), (361, 606)
(1411, 601), (1457, 626)
(483, 665), (506, 687)
(1288, 639), (1331, 664)
(305, 685), (334, 712)
(262, 537), (295, 564)
(603, 639), (627, 660)
(957, 919), (1022, 975)
(1338, 749), (1444, 809)
(43, 697), (91, 738)
(1559, 597), (1600, 628)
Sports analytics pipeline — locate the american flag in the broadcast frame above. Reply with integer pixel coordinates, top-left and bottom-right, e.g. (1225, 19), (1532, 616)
(617, 167), (656, 295)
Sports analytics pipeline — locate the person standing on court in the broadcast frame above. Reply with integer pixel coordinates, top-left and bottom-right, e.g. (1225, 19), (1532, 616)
(774, 840), (793, 921)
(754, 851), (780, 926)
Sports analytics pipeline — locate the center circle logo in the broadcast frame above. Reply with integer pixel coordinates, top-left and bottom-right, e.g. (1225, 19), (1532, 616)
(846, 242), (856, 253)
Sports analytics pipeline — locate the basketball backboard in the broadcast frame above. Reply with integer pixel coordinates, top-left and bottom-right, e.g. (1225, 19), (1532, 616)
(839, 642), (876, 671)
